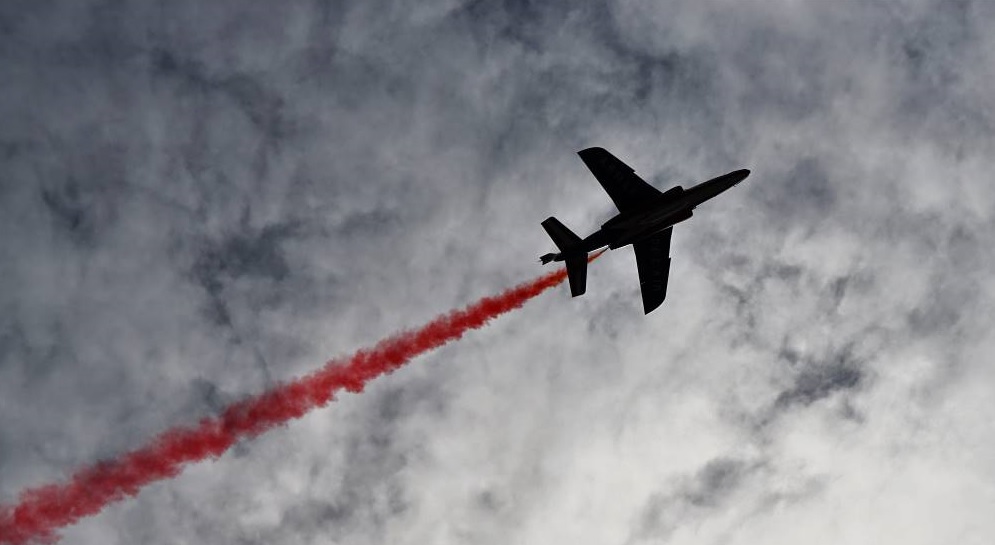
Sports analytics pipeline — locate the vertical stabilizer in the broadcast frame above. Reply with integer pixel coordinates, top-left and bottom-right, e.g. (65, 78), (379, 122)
(541, 217), (587, 297)
(541, 217), (582, 251)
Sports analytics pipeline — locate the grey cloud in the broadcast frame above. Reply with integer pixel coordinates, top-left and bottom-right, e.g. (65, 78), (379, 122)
(751, 157), (837, 229)
(4, 0), (995, 544)
(631, 458), (754, 542)
(148, 48), (295, 146)
(191, 221), (297, 302)
(681, 458), (748, 508)
(39, 180), (97, 243)
(775, 343), (865, 409)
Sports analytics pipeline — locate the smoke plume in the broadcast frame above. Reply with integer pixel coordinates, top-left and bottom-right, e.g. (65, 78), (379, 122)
(0, 255), (599, 544)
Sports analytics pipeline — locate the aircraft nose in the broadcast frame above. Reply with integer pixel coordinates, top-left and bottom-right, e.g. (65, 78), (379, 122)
(730, 169), (750, 185)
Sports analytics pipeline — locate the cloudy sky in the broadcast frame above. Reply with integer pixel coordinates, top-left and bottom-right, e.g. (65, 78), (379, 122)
(2, 0), (995, 543)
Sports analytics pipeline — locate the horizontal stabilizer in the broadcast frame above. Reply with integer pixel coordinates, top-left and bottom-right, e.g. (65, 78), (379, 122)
(565, 255), (588, 297)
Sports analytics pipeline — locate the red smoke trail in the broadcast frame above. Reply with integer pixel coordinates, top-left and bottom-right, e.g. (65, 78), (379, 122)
(0, 252), (602, 544)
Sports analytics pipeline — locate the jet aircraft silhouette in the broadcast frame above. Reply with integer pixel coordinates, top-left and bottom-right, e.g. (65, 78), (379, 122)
(540, 147), (750, 314)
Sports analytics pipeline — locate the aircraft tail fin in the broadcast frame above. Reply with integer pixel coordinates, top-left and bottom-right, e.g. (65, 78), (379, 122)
(541, 217), (587, 297)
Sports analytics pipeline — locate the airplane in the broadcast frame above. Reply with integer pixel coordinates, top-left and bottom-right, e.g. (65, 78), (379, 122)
(540, 147), (750, 314)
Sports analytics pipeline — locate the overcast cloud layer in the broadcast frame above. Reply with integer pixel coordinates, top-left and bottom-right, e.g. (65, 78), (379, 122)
(2, 1), (994, 543)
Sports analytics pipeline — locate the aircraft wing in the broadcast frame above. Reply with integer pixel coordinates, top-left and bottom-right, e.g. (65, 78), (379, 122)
(633, 228), (672, 314)
(578, 147), (663, 213)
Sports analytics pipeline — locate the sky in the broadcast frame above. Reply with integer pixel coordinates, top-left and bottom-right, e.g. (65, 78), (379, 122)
(2, 0), (994, 543)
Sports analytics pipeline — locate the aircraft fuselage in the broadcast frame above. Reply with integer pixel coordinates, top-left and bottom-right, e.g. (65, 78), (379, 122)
(553, 168), (750, 259)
